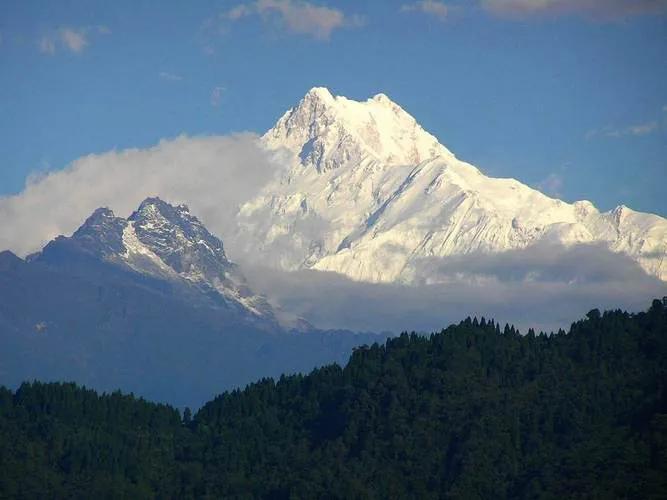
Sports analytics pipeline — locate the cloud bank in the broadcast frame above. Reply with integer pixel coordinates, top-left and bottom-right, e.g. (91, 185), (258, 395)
(242, 244), (666, 334)
(0, 134), (278, 258)
(1, 136), (663, 334)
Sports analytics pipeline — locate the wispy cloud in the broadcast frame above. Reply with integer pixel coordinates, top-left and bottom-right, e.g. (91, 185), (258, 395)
(38, 36), (56, 54)
(537, 172), (564, 198)
(481, 0), (667, 20)
(38, 25), (111, 55)
(159, 71), (184, 82)
(210, 86), (226, 107)
(587, 121), (659, 139)
(221, 0), (363, 40)
(622, 122), (659, 136)
(60, 28), (88, 53)
(401, 1), (449, 21)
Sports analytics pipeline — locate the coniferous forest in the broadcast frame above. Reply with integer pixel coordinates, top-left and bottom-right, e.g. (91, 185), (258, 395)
(1, 301), (666, 499)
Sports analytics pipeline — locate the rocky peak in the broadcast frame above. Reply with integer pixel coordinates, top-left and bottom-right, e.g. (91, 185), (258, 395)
(127, 197), (230, 276)
(34, 197), (277, 321)
(610, 205), (630, 227)
(125, 197), (274, 320)
(70, 207), (127, 257)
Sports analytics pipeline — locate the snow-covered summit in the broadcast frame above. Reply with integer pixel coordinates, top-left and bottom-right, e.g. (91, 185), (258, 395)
(237, 87), (667, 283)
(263, 86), (456, 173)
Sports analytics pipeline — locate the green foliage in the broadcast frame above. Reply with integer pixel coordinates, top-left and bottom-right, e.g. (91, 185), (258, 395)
(1, 301), (666, 498)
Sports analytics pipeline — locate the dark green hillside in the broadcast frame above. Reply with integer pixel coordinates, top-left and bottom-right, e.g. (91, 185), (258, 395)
(1, 301), (666, 498)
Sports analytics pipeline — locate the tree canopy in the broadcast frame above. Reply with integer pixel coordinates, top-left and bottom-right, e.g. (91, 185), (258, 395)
(1, 301), (666, 498)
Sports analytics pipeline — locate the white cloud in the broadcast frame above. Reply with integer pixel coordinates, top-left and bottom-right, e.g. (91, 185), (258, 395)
(242, 244), (666, 334)
(222, 0), (363, 40)
(0, 134), (279, 258)
(159, 71), (184, 81)
(1, 134), (663, 335)
(482, 0), (667, 20)
(38, 25), (110, 55)
(401, 1), (449, 21)
(210, 86), (226, 107)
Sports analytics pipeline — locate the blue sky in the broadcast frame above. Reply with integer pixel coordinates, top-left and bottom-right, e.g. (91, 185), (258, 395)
(1, 0), (666, 215)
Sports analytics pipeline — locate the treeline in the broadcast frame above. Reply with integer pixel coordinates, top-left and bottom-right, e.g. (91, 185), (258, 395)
(1, 301), (666, 498)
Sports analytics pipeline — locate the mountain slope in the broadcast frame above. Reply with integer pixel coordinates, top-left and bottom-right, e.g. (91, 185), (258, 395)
(236, 87), (667, 283)
(0, 199), (382, 408)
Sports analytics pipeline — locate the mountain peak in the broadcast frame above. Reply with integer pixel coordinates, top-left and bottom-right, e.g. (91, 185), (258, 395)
(264, 88), (452, 172)
(303, 86), (334, 102)
(243, 91), (667, 284)
(371, 92), (392, 104)
(131, 198), (197, 232)
(71, 206), (127, 257)
(37, 198), (277, 321)
(78, 207), (119, 230)
(137, 196), (164, 208)
(0, 250), (23, 272)
(135, 196), (178, 215)
(90, 207), (116, 218)
(128, 198), (229, 271)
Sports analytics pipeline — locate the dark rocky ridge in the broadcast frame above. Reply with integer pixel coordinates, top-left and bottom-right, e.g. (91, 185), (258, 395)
(0, 198), (385, 408)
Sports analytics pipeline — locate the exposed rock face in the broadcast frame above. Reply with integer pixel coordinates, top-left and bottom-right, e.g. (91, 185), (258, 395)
(36, 198), (276, 321)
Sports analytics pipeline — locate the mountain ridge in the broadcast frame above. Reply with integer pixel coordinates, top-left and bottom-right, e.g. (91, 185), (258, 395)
(34, 197), (278, 324)
(235, 87), (667, 282)
(0, 198), (385, 408)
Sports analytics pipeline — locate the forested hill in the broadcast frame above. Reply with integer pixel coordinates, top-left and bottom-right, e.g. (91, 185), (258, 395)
(1, 301), (666, 499)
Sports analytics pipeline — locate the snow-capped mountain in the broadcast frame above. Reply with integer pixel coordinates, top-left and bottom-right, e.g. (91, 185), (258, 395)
(36, 197), (276, 320)
(237, 87), (667, 283)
